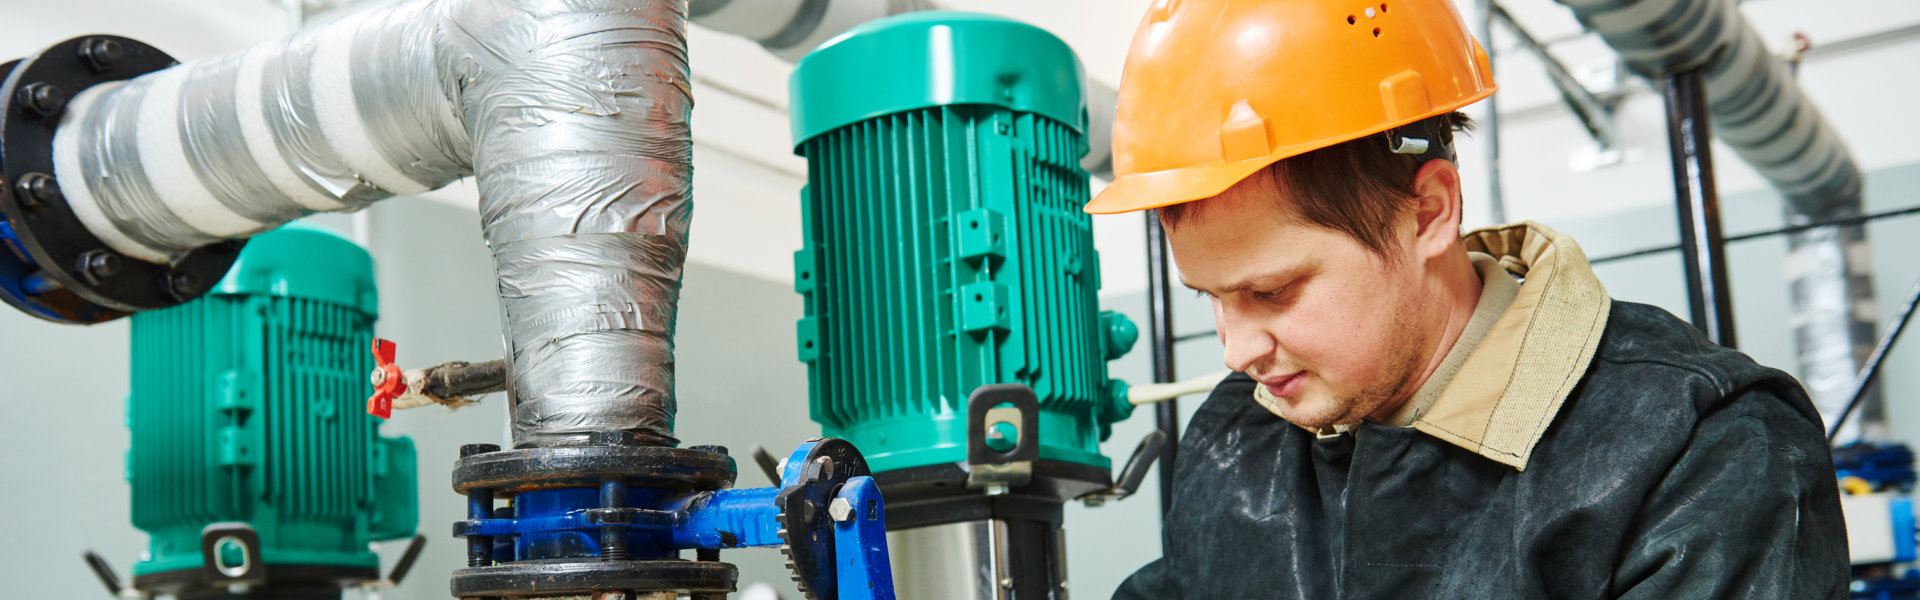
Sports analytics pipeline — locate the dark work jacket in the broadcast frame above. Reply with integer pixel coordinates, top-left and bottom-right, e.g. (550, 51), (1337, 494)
(1114, 301), (1849, 599)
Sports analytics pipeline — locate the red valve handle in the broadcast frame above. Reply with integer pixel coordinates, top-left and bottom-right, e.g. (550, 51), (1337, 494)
(367, 338), (406, 419)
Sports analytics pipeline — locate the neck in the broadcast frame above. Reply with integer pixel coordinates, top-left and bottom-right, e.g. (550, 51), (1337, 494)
(1370, 249), (1483, 419)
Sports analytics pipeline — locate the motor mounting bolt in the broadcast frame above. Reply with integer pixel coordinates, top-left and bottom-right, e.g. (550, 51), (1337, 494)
(17, 82), (67, 119)
(828, 497), (853, 522)
(15, 172), (61, 210)
(460, 443), (501, 458)
(79, 37), (125, 72)
(77, 250), (120, 283)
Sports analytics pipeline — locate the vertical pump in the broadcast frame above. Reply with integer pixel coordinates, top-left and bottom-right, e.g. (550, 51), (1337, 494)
(790, 12), (1152, 598)
(120, 223), (418, 599)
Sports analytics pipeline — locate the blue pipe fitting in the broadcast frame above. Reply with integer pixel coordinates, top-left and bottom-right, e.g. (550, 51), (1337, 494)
(451, 439), (897, 599)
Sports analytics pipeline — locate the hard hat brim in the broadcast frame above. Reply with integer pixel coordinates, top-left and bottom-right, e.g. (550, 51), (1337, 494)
(1086, 155), (1279, 215)
(1085, 86), (1496, 215)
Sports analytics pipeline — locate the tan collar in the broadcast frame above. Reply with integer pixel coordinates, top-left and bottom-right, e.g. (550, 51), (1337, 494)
(1253, 222), (1611, 470)
(1378, 251), (1521, 427)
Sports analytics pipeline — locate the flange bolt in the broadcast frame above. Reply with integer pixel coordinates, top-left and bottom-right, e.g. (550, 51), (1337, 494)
(167, 272), (201, 300)
(17, 82), (67, 119)
(79, 38), (125, 72)
(77, 250), (120, 284)
(15, 172), (61, 211)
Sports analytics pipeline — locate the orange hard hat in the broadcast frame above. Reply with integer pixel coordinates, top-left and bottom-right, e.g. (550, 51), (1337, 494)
(1085, 0), (1496, 214)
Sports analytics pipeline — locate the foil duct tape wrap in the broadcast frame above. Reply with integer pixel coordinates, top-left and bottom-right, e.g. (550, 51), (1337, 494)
(453, 0), (692, 447)
(50, 0), (693, 444)
(1787, 221), (1884, 441)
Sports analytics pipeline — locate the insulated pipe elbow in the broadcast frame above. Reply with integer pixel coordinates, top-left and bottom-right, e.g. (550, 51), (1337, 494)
(1554, 0), (1863, 218)
(50, 0), (692, 446)
(1558, 0), (1880, 438)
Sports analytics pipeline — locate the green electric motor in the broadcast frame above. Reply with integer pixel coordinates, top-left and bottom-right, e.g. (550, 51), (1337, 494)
(790, 12), (1138, 474)
(125, 223), (416, 593)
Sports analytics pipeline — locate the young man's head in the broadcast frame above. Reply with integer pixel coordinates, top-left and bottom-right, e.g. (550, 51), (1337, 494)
(1086, 0), (1498, 426)
(1160, 114), (1480, 428)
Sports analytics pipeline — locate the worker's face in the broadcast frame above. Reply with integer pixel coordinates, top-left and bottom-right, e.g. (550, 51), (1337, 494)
(1166, 170), (1440, 429)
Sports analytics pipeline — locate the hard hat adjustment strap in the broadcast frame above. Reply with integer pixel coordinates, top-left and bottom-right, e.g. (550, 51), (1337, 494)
(1384, 115), (1457, 164)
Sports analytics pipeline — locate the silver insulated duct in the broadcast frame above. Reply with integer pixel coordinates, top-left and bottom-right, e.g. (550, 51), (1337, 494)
(50, 0), (693, 446)
(1556, 0), (1882, 439)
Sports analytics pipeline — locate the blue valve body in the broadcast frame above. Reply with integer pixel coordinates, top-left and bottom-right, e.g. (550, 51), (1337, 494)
(454, 440), (896, 600)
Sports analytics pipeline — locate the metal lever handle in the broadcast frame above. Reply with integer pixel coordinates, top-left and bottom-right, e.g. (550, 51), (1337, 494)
(385, 534), (428, 586)
(749, 444), (783, 486)
(1112, 430), (1167, 498)
(82, 550), (123, 597)
(1081, 430), (1168, 507)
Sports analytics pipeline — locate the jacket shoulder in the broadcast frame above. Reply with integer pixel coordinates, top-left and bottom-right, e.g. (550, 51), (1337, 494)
(1589, 301), (1815, 422)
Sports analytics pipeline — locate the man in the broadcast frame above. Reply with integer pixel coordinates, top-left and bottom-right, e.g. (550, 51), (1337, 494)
(1085, 0), (1849, 597)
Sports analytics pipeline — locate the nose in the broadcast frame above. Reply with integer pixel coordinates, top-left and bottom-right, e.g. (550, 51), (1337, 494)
(1215, 298), (1275, 374)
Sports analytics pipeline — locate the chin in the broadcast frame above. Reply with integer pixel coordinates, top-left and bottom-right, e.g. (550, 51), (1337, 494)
(1277, 394), (1357, 429)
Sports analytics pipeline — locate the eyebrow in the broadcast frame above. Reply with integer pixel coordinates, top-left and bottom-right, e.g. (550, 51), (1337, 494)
(1181, 264), (1307, 295)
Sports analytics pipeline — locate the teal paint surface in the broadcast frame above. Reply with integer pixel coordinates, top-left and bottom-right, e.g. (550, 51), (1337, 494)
(126, 223), (416, 577)
(791, 13), (1134, 473)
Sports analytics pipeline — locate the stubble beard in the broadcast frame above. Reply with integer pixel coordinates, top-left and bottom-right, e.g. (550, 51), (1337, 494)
(1276, 297), (1431, 429)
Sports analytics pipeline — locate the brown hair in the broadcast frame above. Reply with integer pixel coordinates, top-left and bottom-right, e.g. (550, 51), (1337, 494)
(1158, 111), (1474, 257)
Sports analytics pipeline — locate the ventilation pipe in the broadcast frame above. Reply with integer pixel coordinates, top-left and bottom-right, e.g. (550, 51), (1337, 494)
(686, 0), (1121, 179)
(51, 0), (693, 447)
(1557, 0), (1881, 439)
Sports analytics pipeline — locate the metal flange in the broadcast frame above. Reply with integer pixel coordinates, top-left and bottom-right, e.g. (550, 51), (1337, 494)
(0, 36), (243, 323)
(451, 558), (737, 598)
(453, 444), (736, 496)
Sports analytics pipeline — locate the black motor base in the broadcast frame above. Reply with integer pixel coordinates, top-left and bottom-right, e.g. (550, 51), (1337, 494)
(131, 564), (375, 600)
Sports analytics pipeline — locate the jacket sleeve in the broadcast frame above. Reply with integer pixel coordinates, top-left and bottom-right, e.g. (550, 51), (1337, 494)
(1608, 383), (1850, 599)
(1113, 557), (1178, 600)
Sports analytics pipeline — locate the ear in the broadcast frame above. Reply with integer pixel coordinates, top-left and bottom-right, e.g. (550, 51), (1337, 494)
(1408, 158), (1464, 261)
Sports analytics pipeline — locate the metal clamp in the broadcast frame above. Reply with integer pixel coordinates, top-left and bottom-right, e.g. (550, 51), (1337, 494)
(966, 384), (1039, 494)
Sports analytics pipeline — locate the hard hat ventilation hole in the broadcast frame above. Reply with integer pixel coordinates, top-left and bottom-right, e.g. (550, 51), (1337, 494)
(1347, 15), (1357, 24)
(1374, 27), (1383, 37)
(1380, 3), (1389, 12)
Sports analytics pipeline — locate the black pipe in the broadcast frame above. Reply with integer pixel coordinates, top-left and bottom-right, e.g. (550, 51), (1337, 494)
(1588, 204), (1920, 265)
(1145, 210), (1180, 516)
(1826, 274), (1920, 441)
(423, 359), (507, 400)
(1662, 71), (1737, 348)
(1477, 0), (1505, 223)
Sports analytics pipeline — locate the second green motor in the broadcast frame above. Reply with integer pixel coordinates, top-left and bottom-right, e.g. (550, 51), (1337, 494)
(790, 11), (1138, 477)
